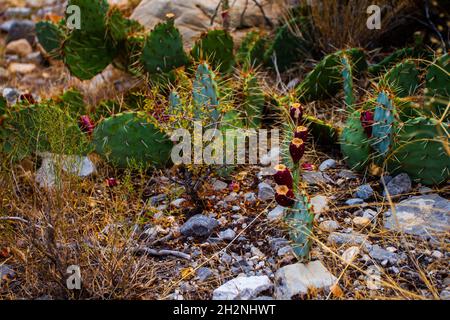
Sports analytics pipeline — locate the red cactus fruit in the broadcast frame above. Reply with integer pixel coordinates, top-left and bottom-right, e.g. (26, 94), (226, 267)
(229, 181), (240, 193)
(273, 164), (293, 189)
(19, 93), (36, 104)
(106, 178), (118, 187)
(79, 115), (95, 135)
(360, 111), (374, 138)
(294, 126), (308, 141)
(289, 138), (305, 164)
(275, 185), (295, 207)
(289, 103), (303, 123)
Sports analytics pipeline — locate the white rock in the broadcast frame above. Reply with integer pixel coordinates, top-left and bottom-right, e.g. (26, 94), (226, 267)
(258, 182), (274, 201)
(274, 261), (337, 299)
(342, 246), (360, 264)
(319, 220), (340, 232)
(267, 205), (286, 221)
(212, 275), (273, 300)
(310, 195), (329, 215)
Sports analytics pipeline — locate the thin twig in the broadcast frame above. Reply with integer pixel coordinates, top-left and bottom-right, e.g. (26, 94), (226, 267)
(132, 246), (191, 260)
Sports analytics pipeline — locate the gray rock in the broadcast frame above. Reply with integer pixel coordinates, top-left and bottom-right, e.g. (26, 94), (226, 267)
(302, 172), (334, 185)
(440, 289), (450, 300)
(180, 214), (219, 238)
(277, 246), (293, 256)
(244, 192), (257, 203)
(354, 184), (374, 200)
(319, 159), (337, 171)
(319, 220), (340, 232)
(219, 229), (236, 241)
(258, 182), (274, 201)
(269, 237), (290, 253)
(327, 232), (371, 250)
(196, 267), (213, 282)
(274, 261), (337, 299)
(220, 252), (232, 265)
(6, 20), (36, 45)
(171, 198), (186, 208)
(338, 170), (358, 180)
(368, 245), (399, 265)
(5, 7), (32, 18)
(2, 87), (20, 105)
(212, 275), (273, 300)
(345, 198), (365, 206)
(212, 179), (228, 191)
(149, 194), (167, 206)
(383, 173), (412, 197)
(384, 194), (450, 238)
(267, 205), (286, 220)
(224, 192), (238, 202)
(0, 264), (15, 282)
(0, 20), (16, 33)
(310, 195), (329, 215)
(362, 209), (378, 219)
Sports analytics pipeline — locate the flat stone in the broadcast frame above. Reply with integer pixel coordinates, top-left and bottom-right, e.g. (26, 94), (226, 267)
(8, 62), (36, 74)
(354, 184), (374, 200)
(345, 198), (365, 206)
(302, 172), (334, 186)
(342, 246), (360, 264)
(368, 245), (399, 265)
(258, 182), (274, 201)
(220, 252), (232, 265)
(310, 195), (329, 215)
(212, 275), (273, 300)
(180, 214), (219, 238)
(319, 220), (340, 232)
(171, 198), (186, 208)
(218, 229), (236, 241)
(6, 38), (33, 57)
(338, 170), (358, 180)
(196, 267), (213, 282)
(328, 232), (371, 250)
(384, 194), (450, 238)
(274, 261), (337, 299)
(383, 173), (412, 197)
(269, 237), (290, 253)
(362, 209), (378, 220)
(353, 216), (371, 227)
(267, 205), (286, 220)
(244, 192), (257, 203)
(319, 159), (337, 171)
(212, 179), (228, 191)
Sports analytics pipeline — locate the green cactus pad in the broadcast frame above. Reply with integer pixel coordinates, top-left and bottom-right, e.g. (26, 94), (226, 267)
(425, 54), (450, 120)
(67, 0), (109, 34)
(368, 47), (427, 75)
(371, 91), (396, 157)
(141, 18), (189, 74)
(93, 112), (173, 168)
(341, 55), (355, 111)
(241, 72), (265, 128)
(236, 31), (268, 68)
(340, 111), (371, 171)
(304, 115), (339, 145)
(57, 88), (86, 118)
(192, 63), (220, 124)
(191, 30), (234, 73)
(285, 195), (314, 259)
(387, 117), (450, 185)
(63, 30), (116, 80)
(380, 59), (420, 98)
(106, 7), (143, 44)
(36, 21), (64, 59)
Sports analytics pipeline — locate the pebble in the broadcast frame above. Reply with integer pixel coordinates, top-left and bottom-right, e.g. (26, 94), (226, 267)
(269, 238), (290, 253)
(328, 232), (371, 250)
(354, 184), (374, 200)
(6, 39), (33, 57)
(212, 275), (273, 300)
(220, 252), (232, 265)
(267, 205), (286, 221)
(196, 267), (213, 282)
(2, 87), (20, 104)
(6, 20), (36, 45)
(277, 246), (293, 256)
(5, 7), (32, 19)
(431, 250), (443, 259)
(302, 172), (334, 185)
(310, 195), (329, 215)
(353, 216), (371, 227)
(218, 229), (236, 241)
(0, 264), (15, 281)
(171, 198), (186, 208)
(319, 220), (340, 232)
(342, 246), (360, 264)
(319, 159), (337, 171)
(244, 192), (257, 203)
(180, 214), (219, 238)
(212, 179), (228, 191)
(383, 173), (412, 197)
(362, 208), (377, 220)
(257, 182), (274, 201)
(368, 245), (399, 265)
(8, 62), (36, 74)
(345, 198), (365, 206)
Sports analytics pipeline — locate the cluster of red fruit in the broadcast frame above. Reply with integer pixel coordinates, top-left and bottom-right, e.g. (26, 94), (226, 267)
(273, 103), (308, 208)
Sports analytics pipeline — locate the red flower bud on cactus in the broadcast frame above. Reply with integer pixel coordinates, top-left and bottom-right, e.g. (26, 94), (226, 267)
(275, 185), (295, 207)
(106, 178), (118, 187)
(273, 164), (293, 189)
(229, 181), (240, 193)
(360, 111), (374, 138)
(79, 115), (95, 135)
(294, 126), (308, 141)
(289, 103), (303, 123)
(289, 138), (305, 164)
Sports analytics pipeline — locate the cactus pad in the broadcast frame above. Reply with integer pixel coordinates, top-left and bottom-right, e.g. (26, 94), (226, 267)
(36, 21), (64, 59)
(371, 91), (396, 157)
(191, 30), (234, 73)
(425, 54), (450, 120)
(381, 59), (420, 98)
(192, 63), (220, 124)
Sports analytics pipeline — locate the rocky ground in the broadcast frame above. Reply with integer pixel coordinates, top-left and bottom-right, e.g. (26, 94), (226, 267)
(0, 0), (449, 300)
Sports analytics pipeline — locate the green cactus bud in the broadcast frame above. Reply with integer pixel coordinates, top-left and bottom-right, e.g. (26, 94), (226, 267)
(93, 112), (173, 169)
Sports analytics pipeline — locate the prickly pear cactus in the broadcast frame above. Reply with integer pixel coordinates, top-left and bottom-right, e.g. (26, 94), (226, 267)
(141, 17), (189, 74)
(192, 63), (220, 124)
(67, 0), (109, 33)
(56, 88), (86, 118)
(93, 112), (173, 168)
(368, 47), (429, 75)
(36, 21), (64, 59)
(380, 59), (420, 98)
(191, 30), (234, 73)
(371, 91), (396, 157)
(425, 54), (450, 120)
(341, 54), (355, 111)
(286, 195), (314, 258)
(340, 111), (371, 171)
(236, 31), (268, 68)
(387, 117), (450, 185)
(303, 115), (339, 145)
(241, 72), (265, 128)
(106, 7), (143, 44)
